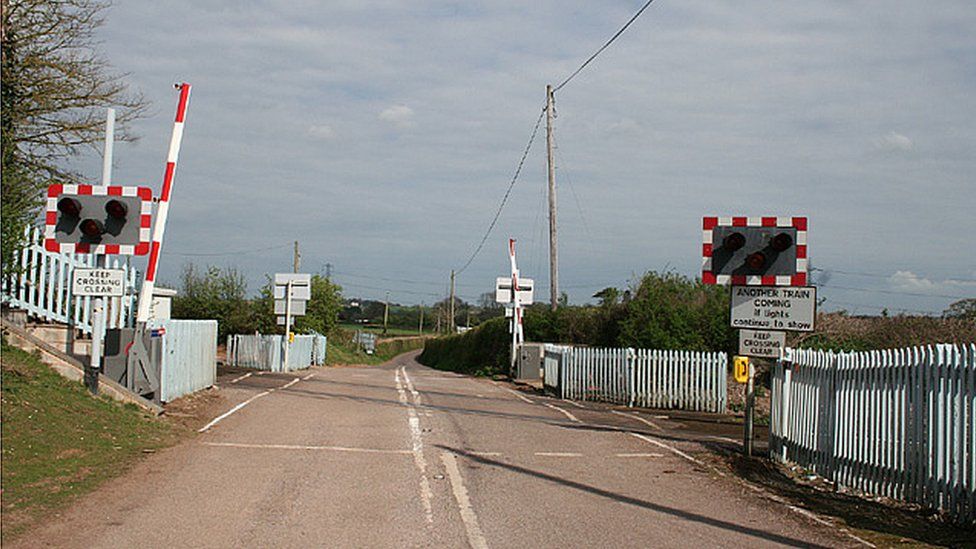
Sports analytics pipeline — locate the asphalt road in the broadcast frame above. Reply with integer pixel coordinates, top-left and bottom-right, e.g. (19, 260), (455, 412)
(17, 352), (860, 548)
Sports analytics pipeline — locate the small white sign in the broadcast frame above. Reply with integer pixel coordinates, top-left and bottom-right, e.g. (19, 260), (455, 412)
(274, 299), (307, 316)
(495, 277), (534, 304)
(273, 285), (311, 300)
(72, 268), (125, 297)
(739, 329), (786, 359)
(276, 316), (294, 326)
(730, 285), (816, 332)
(274, 273), (311, 286)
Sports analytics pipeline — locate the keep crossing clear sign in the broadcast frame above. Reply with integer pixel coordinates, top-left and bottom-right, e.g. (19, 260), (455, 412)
(730, 285), (816, 332)
(72, 268), (126, 297)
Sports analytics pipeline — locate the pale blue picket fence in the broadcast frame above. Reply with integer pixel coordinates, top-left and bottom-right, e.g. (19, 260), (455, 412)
(771, 344), (975, 524)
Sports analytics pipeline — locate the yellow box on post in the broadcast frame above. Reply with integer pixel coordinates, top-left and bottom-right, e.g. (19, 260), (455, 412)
(733, 356), (750, 384)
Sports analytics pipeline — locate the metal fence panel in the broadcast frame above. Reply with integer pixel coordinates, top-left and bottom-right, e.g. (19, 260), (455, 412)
(771, 344), (975, 525)
(227, 332), (324, 372)
(153, 319), (217, 402)
(1, 225), (139, 334)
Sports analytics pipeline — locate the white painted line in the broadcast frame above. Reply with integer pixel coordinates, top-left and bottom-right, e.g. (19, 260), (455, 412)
(543, 402), (580, 423)
(441, 452), (489, 549)
(202, 442), (412, 455)
(627, 432), (719, 474)
(229, 372), (252, 383)
(505, 388), (534, 404)
(198, 390), (270, 433)
(395, 367), (434, 524)
(534, 452), (582, 457)
(279, 377), (300, 390)
(616, 453), (665, 458)
(302, 372), (315, 381)
(199, 376), (307, 433)
(705, 435), (740, 445)
(564, 400), (587, 409)
(468, 451), (502, 457)
(653, 415), (669, 420)
(612, 410), (664, 432)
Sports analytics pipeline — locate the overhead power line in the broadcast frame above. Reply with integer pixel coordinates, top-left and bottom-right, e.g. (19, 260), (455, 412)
(455, 107), (546, 275)
(162, 242), (291, 257)
(553, 0), (657, 92)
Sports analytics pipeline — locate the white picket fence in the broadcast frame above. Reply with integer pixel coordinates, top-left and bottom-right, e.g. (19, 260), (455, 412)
(771, 344), (976, 524)
(544, 346), (727, 413)
(1, 225), (139, 334)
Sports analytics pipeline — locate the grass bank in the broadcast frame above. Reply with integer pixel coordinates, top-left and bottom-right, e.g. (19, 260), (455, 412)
(326, 330), (428, 366)
(1, 339), (182, 542)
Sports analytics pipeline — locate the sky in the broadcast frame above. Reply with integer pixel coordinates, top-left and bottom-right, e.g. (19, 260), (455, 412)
(71, 0), (976, 315)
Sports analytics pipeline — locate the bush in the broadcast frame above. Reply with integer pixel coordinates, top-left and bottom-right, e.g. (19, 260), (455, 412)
(418, 317), (510, 376)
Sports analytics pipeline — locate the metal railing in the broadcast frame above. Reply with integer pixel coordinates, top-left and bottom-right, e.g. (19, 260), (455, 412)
(227, 332), (327, 372)
(544, 345), (728, 413)
(1, 225), (139, 333)
(771, 344), (975, 524)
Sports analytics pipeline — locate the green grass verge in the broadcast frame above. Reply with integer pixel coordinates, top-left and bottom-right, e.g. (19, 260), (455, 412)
(1, 339), (182, 542)
(338, 323), (431, 337)
(326, 332), (427, 366)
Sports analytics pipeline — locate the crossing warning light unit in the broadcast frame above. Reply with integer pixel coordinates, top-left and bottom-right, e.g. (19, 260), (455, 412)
(702, 216), (807, 286)
(45, 184), (152, 255)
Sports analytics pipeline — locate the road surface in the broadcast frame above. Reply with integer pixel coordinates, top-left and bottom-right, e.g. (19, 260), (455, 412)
(16, 352), (859, 548)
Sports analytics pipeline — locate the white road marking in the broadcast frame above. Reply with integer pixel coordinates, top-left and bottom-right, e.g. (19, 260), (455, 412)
(202, 442), (412, 455)
(705, 435), (739, 445)
(534, 452), (582, 457)
(612, 410), (664, 432)
(564, 400), (587, 409)
(543, 402), (580, 423)
(627, 432), (716, 472)
(653, 415), (669, 420)
(280, 377), (301, 390)
(395, 367), (434, 524)
(616, 452), (665, 458)
(505, 388), (534, 404)
(229, 372), (252, 383)
(198, 391), (270, 432)
(441, 452), (489, 549)
(468, 451), (502, 457)
(302, 372), (315, 381)
(198, 376), (306, 433)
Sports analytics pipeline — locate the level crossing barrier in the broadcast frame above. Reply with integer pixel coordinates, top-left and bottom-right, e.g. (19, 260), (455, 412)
(1, 225), (139, 334)
(543, 345), (727, 413)
(770, 344), (975, 525)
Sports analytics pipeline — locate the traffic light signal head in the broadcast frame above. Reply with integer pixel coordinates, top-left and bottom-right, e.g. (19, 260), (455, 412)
(702, 216), (807, 286)
(45, 184), (152, 255)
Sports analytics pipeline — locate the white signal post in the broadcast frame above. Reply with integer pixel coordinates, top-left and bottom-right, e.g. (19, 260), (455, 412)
(509, 238), (524, 373)
(87, 108), (116, 394)
(137, 83), (191, 323)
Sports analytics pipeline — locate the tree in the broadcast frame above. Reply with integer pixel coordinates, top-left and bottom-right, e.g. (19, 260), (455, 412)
(294, 275), (343, 335)
(171, 265), (256, 340)
(1, 0), (148, 275)
(943, 298), (976, 321)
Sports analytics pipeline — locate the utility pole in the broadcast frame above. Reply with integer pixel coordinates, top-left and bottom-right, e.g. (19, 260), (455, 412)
(293, 241), (300, 273)
(383, 291), (390, 335)
(449, 270), (456, 334)
(418, 302), (425, 335)
(325, 262), (333, 279)
(546, 84), (559, 311)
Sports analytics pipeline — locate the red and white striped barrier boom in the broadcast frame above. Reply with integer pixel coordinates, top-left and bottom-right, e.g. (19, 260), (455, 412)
(509, 238), (524, 345)
(137, 83), (191, 323)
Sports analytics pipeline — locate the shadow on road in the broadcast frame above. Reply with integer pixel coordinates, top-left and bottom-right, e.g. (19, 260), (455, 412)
(435, 445), (835, 548)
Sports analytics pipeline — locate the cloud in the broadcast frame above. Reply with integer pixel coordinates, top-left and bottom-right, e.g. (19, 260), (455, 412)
(378, 105), (415, 129)
(873, 131), (914, 152)
(306, 124), (336, 140)
(889, 271), (976, 295)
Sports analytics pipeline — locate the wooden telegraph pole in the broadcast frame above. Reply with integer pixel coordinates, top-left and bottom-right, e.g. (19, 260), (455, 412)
(293, 241), (300, 273)
(449, 270), (456, 334)
(545, 85), (559, 311)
